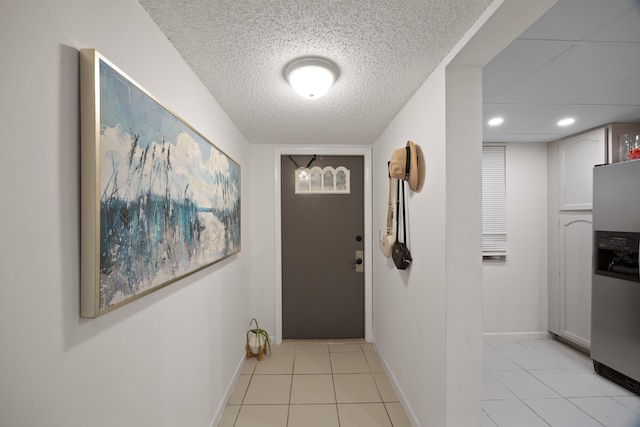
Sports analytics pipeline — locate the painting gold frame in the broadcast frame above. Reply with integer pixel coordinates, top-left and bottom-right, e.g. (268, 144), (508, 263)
(80, 49), (241, 317)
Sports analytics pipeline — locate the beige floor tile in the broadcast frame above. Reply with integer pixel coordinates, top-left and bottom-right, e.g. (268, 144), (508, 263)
(373, 372), (399, 402)
(228, 375), (251, 404)
(337, 403), (392, 427)
(217, 405), (240, 427)
(234, 404), (289, 427)
(364, 351), (384, 373)
(360, 343), (375, 352)
(271, 343), (296, 353)
(334, 373), (382, 403)
(330, 352), (370, 374)
(295, 343), (329, 353)
(287, 404), (339, 427)
(294, 352), (332, 374)
(243, 375), (292, 404)
(329, 343), (363, 352)
(241, 357), (257, 375)
(385, 402), (412, 427)
(290, 374), (336, 404)
(254, 352), (295, 374)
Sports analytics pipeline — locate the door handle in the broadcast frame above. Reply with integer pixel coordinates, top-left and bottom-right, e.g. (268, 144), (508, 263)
(352, 250), (364, 273)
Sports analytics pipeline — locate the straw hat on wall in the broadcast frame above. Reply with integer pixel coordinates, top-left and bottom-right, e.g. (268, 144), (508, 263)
(389, 140), (423, 192)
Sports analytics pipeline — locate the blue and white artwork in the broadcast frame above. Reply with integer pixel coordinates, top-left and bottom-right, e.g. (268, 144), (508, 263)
(96, 58), (240, 311)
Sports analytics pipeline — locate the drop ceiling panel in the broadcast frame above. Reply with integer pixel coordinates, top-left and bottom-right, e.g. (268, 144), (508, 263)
(484, 104), (569, 135)
(492, 43), (640, 105)
(577, 74), (640, 106)
(555, 104), (640, 127)
(517, 0), (634, 41)
(586, 9), (640, 42)
(482, 40), (573, 102)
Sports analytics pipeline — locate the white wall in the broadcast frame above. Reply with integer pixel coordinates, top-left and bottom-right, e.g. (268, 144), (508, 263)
(372, 66), (450, 426)
(371, 2), (556, 425)
(249, 144), (277, 334)
(0, 1), (251, 426)
(369, 56), (485, 427)
(483, 142), (548, 334)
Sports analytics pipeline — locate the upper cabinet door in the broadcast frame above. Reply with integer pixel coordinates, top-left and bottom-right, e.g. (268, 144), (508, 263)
(559, 128), (606, 211)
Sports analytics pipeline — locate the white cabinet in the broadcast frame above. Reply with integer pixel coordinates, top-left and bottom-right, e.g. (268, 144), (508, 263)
(558, 130), (605, 210)
(558, 214), (593, 348)
(548, 127), (605, 350)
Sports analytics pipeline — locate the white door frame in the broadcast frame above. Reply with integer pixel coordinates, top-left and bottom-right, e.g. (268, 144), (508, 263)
(273, 145), (373, 344)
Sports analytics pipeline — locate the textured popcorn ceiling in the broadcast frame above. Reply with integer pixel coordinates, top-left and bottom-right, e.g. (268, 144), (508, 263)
(137, 0), (492, 144)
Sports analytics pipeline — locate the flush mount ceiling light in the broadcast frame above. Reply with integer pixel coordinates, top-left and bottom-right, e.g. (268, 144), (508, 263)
(558, 117), (576, 127)
(488, 117), (504, 126)
(284, 57), (339, 99)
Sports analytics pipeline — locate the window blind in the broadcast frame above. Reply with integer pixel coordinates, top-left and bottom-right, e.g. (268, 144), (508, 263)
(482, 145), (507, 258)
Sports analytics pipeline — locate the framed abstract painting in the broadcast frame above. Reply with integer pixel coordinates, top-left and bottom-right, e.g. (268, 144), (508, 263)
(80, 49), (241, 317)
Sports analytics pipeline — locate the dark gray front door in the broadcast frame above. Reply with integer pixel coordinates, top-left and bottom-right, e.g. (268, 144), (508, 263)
(281, 155), (364, 339)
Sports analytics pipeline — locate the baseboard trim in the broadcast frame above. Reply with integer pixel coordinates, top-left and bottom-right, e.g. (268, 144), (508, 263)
(483, 331), (552, 341)
(373, 341), (421, 427)
(208, 351), (246, 427)
(554, 334), (590, 356)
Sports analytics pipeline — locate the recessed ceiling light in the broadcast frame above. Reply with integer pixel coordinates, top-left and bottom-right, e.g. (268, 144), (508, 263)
(284, 57), (339, 99)
(488, 117), (504, 126)
(557, 118), (575, 127)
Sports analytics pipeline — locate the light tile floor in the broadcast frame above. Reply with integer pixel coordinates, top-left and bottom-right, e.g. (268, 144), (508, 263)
(483, 337), (640, 427)
(218, 340), (411, 427)
(219, 336), (640, 426)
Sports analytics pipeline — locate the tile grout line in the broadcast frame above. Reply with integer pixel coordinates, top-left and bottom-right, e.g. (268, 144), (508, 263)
(231, 359), (249, 427)
(328, 344), (341, 427)
(286, 350), (293, 427)
(234, 359), (254, 427)
(330, 344), (340, 424)
(520, 397), (605, 427)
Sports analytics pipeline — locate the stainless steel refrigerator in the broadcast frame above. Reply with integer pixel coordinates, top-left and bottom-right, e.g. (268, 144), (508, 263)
(592, 160), (640, 394)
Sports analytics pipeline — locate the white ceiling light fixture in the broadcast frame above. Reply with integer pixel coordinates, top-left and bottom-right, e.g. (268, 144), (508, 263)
(285, 57), (339, 99)
(558, 117), (575, 127)
(488, 117), (504, 126)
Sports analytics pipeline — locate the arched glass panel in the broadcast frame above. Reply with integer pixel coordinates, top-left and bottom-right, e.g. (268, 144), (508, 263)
(336, 170), (347, 191)
(310, 170), (322, 191)
(323, 170), (334, 190)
